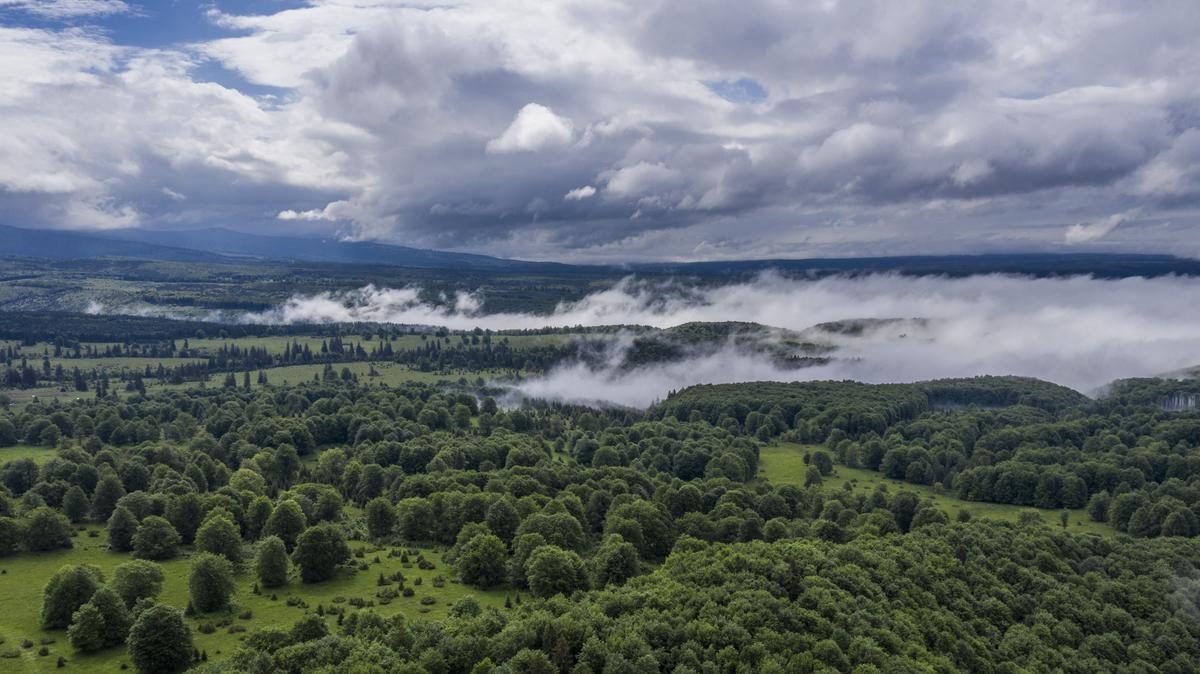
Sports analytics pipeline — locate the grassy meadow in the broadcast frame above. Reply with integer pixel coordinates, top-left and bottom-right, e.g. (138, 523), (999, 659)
(0, 525), (510, 672)
(758, 442), (1112, 536)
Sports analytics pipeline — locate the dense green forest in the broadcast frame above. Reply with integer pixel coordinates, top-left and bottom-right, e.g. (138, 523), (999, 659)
(1, 373), (1200, 671)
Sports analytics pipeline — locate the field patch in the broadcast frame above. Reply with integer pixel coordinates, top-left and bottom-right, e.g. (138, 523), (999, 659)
(758, 442), (1112, 536)
(0, 526), (510, 672)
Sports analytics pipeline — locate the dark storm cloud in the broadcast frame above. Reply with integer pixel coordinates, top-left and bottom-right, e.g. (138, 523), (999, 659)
(1, 1), (1199, 259)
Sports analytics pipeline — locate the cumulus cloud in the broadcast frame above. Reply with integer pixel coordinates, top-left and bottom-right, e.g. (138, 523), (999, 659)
(486, 103), (574, 154)
(564, 185), (596, 200)
(3, 2), (1200, 259)
(222, 273), (1200, 404)
(1065, 209), (1141, 244)
(278, 208), (334, 222)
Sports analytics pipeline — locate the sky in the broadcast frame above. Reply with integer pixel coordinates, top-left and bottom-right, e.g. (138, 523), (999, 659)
(1, 1), (1199, 263)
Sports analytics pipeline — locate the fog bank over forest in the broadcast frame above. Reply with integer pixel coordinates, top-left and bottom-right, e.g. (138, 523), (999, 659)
(232, 273), (1200, 406)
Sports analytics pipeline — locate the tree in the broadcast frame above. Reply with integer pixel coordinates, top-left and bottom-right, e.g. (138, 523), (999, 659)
(457, 533), (507, 589)
(485, 497), (520, 543)
(526, 545), (588, 598)
(365, 497), (396, 541)
(91, 474), (126, 521)
(1087, 491), (1112, 522)
(24, 506), (73, 552)
(112, 560), (164, 608)
(591, 534), (640, 587)
(264, 500), (307, 551)
(0, 417), (16, 446)
(189, 552), (236, 613)
(165, 492), (204, 544)
(62, 485), (90, 523)
(88, 585), (133, 646)
(133, 516), (180, 560)
(127, 603), (193, 674)
(396, 498), (434, 541)
(195, 513), (243, 565)
(245, 495), (274, 540)
(508, 649), (556, 674)
(292, 523), (350, 583)
(107, 506), (139, 552)
(0, 516), (25, 555)
(67, 602), (106, 653)
(41, 564), (102, 629)
(255, 535), (290, 588)
(810, 450), (835, 476)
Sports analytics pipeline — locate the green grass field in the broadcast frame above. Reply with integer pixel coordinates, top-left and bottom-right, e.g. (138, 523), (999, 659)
(0, 445), (57, 465)
(758, 442), (1112, 536)
(0, 525), (510, 673)
(6, 332), (569, 366)
(152, 361), (530, 393)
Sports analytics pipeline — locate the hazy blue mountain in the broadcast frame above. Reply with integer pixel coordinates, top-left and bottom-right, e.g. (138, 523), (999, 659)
(94, 227), (574, 270)
(5, 224), (1200, 279)
(0, 224), (569, 271)
(634, 253), (1200, 278)
(0, 224), (223, 262)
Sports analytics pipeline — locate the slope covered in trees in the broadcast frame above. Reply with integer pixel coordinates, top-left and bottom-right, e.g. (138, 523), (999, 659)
(0, 375), (1198, 671)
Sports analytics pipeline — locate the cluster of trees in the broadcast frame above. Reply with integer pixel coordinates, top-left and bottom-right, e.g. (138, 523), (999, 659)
(5, 374), (1200, 671)
(40, 557), (194, 672)
(186, 520), (1200, 673)
(658, 378), (1200, 538)
(0, 327), (575, 393)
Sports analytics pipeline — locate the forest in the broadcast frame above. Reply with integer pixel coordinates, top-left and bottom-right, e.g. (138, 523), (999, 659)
(1, 370), (1199, 672)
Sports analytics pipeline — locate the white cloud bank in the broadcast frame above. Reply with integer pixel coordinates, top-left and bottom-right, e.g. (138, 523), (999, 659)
(5, 2), (1200, 260)
(239, 273), (1200, 405)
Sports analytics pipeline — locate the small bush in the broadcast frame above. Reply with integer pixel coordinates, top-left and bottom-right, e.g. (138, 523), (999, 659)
(419, 596), (435, 606)
(238, 610), (252, 620)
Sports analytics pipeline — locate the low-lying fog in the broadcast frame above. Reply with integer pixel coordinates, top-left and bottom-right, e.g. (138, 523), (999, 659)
(245, 273), (1200, 406)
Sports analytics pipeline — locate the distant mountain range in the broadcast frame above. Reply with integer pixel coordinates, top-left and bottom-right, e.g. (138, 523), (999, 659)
(0, 224), (568, 271)
(4, 223), (1200, 278)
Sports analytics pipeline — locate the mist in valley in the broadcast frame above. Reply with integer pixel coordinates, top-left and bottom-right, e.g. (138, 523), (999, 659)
(232, 273), (1200, 406)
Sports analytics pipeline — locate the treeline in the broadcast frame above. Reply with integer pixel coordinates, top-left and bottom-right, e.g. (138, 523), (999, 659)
(656, 377), (1200, 538)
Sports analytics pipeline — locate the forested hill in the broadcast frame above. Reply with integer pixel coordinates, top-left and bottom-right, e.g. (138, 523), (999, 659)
(655, 376), (1090, 433)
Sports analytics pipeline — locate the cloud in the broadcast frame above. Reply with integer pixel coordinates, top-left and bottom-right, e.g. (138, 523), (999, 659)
(604, 162), (684, 199)
(1065, 209), (1140, 244)
(486, 103), (574, 154)
(210, 273), (1200, 405)
(564, 185), (596, 200)
(3, 2), (1200, 260)
(278, 208), (333, 222)
(0, 0), (129, 19)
